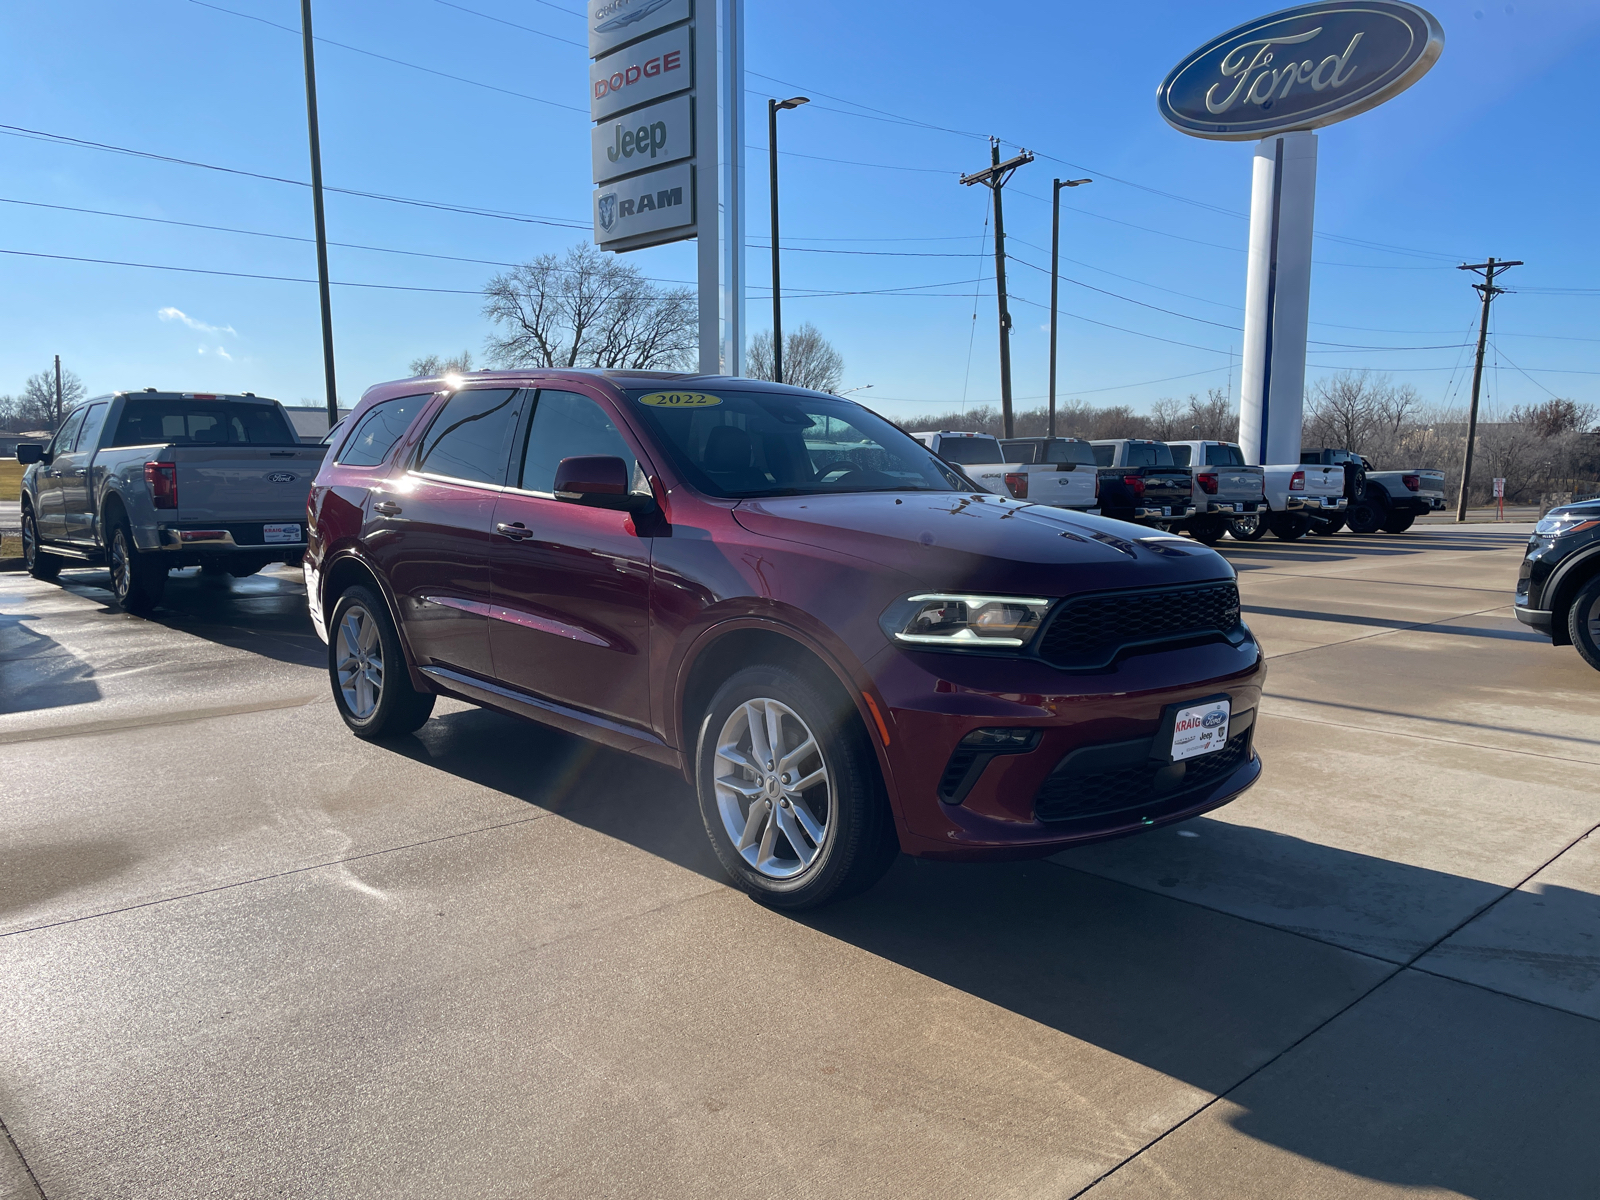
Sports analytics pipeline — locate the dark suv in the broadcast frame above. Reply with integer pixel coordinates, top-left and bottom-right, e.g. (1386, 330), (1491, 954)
(305, 371), (1266, 907)
(1516, 499), (1600, 671)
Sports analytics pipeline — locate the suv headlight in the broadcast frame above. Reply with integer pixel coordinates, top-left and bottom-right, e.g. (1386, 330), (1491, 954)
(881, 593), (1052, 650)
(1535, 512), (1599, 537)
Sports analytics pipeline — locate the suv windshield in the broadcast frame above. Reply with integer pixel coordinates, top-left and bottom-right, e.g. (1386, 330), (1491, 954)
(111, 399), (297, 446)
(622, 388), (966, 498)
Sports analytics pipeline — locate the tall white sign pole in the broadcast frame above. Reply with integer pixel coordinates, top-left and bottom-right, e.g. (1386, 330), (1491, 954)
(719, 0), (746, 376)
(1238, 130), (1317, 466)
(694, 2), (720, 374)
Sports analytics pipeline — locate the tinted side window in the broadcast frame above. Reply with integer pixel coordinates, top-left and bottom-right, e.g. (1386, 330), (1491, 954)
(519, 390), (634, 493)
(1127, 443), (1157, 468)
(415, 388), (522, 485)
(337, 394), (432, 466)
(1092, 444), (1113, 467)
(1205, 444), (1245, 467)
(937, 437), (1004, 465)
(51, 407), (89, 455)
(77, 403), (110, 453)
(1168, 444), (1192, 467)
(1000, 441), (1036, 464)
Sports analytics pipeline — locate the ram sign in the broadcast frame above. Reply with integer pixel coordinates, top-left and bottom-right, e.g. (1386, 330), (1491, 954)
(1158, 1), (1444, 140)
(593, 162), (694, 247)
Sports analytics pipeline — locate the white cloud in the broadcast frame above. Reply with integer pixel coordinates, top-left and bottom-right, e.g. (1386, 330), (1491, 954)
(216, 347), (233, 361)
(160, 306), (237, 336)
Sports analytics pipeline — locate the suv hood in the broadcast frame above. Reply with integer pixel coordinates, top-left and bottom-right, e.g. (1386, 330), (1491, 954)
(733, 492), (1233, 595)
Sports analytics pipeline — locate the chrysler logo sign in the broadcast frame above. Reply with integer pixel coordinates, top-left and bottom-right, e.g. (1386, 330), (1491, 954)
(1158, 1), (1444, 140)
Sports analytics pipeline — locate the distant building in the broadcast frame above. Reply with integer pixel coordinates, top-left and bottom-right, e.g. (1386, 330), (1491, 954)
(280, 406), (352, 442)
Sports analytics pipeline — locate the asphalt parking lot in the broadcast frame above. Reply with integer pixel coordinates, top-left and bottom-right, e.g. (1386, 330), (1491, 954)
(3, 525), (1597, 1199)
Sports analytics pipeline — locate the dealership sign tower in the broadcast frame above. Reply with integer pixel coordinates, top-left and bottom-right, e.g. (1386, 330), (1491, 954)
(1158, 2), (1444, 466)
(588, 0), (745, 376)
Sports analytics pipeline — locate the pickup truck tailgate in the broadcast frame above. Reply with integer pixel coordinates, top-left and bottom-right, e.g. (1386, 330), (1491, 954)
(167, 446), (325, 523)
(1301, 464), (1344, 498)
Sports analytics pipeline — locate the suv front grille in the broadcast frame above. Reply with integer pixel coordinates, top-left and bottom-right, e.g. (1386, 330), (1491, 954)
(1037, 581), (1240, 669)
(1035, 731), (1251, 824)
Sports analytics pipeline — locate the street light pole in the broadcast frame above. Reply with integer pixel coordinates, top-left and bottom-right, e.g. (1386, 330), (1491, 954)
(767, 96), (808, 385)
(300, 0), (339, 430)
(1048, 177), (1090, 439)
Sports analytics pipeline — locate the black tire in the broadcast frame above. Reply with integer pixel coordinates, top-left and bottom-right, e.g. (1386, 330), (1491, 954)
(1188, 517), (1226, 546)
(1383, 511), (1416, 534)
(1228, 513), (1268, 541)
(696, 664), (898, 910)
(1346, 495), (1387, 534)
(1308, 516), (1347, 536)
(328, 585), (435, 738)
(200, 561), (231, 577)
(1269, 513), (1311, 541)
(21, 506), (62, 582)
(1568, 575), (1600, 673)
(107, 515), (166, 614)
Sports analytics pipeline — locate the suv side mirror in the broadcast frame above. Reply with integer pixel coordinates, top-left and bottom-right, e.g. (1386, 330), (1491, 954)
(15, 444), (45, 465)
(553, 455), (654, 512)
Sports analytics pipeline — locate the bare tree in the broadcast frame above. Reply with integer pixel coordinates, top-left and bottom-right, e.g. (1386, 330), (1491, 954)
(483, 243), (695, 371)
(747, 323), (845, 393)
(19, 365), (85, 431)
(408, 350), (476, 377)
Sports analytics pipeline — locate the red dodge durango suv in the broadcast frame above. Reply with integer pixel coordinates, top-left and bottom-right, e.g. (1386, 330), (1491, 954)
(305, 371), (1265, 907)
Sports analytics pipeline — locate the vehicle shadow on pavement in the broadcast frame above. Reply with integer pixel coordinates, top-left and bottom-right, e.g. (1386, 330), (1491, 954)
(57, 566), (325, 669)
(0, 839), (141, 920)
(1243, 604), (1545, 641)
(0, 609), (102, 714)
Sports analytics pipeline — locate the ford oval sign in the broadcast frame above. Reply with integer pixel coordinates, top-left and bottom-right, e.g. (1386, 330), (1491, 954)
(1158, 1), (1444, 141)
(266, 472), (298, 483)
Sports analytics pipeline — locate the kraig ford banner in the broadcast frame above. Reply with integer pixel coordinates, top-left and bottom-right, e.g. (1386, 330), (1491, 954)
(1158, 1), (1444, 140)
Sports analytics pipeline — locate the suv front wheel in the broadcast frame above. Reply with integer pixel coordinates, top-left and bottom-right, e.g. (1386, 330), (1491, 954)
(1570, 575), (1600, 673)
(696, 664), (898, 910)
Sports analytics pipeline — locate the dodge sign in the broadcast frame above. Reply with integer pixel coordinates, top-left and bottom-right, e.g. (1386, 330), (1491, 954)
(1158, 1), (1444, 140)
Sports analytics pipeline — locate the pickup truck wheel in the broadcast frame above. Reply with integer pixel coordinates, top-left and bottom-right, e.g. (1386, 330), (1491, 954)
(697, 665), (897, 910)
(1269, 513), (1310, 541)
(328, 586), (435, 738)
(1189, 517), (1226, 545)
(21, 507), (62, 582)
(1383, 511), (1416, 534)
(1567, 575), (1600, 672)
(1345, 496), (1387, 534)
(107, 518), (166, 614)
(1227, 514), (1267, 541)
(1308, 516), (1347, 536)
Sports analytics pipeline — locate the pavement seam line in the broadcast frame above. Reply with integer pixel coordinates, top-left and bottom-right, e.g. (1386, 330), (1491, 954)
(1064, 815), (1600, 1198)
(1265, 709), (1600, 766)
(0, 809), (555, 940)
(0, 1113), (46, 1200)
(1258, 599), (1517, 662)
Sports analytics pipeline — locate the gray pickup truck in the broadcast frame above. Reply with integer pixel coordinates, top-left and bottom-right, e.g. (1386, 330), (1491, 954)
(1163, 440), (1266, 544)
(16, 390), (325, 612)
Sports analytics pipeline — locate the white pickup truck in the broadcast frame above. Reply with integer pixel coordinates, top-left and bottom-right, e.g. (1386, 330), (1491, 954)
(16, 390), (325, 612)
(910, 430), (1098, 509)
(1227, 462), (1348, 542)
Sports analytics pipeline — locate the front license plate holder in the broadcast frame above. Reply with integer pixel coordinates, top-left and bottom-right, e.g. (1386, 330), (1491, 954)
(263, 523), (302, 544)
(1152, 693), (1232, 764)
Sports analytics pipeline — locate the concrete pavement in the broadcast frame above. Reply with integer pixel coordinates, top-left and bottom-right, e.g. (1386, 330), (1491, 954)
(1, 527), (1597, 1198)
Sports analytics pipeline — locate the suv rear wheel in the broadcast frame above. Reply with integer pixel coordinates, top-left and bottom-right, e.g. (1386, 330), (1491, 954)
(1569, 575), (1600, 673)
(697, 664), (898, 910)
(328, 585), (436, 737)
(21, 506), (61, 582)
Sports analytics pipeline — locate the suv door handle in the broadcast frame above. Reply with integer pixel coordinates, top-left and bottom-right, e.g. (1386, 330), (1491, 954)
(373, 500), (403, 516)
(496, 521), (534, 540)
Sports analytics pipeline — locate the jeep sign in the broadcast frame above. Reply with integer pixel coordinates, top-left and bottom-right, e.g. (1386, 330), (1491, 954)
(593, 161), (693, 247)
(591, 94), (692, 184)
(1158, 1), (1444, 140)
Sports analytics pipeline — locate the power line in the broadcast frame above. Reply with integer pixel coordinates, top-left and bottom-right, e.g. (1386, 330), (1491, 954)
(0, 247), (483, 293)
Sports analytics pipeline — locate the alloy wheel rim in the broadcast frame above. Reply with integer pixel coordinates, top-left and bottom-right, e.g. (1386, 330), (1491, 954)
(22, 513), (37, 566)
(336, 606), (384, 719)
(109, 532), (130, 598)
(714, 697), (832, 880)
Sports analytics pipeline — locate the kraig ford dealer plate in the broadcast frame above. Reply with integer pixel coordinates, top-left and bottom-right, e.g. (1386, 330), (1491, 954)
(1171, 698), (1231, 761)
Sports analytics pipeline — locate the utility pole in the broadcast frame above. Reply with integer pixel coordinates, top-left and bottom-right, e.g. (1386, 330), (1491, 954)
(961, 139), (1033, 439)
(1456, 257), (1522, 522)
(53, 355), (63, 427)
(300, 0), (339, 429)
(1047, 176), (1090, 439)
(767, 96), (808, 385)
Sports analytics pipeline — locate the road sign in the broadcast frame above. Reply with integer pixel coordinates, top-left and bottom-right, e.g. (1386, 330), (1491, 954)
(1493, 478), (1505, 497)
(1158, 2), (1446, 141)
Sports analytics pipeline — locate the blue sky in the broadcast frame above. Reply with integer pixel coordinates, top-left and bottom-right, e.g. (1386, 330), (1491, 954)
(1, 0), (1596, 423)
